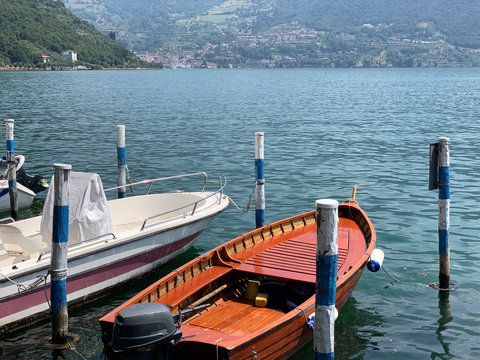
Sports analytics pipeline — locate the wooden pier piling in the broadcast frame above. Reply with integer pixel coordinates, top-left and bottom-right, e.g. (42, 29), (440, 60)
(437, 137), (450, 291)
(314, 199), (339, 360)
(255, 132), (265, 228)
(117, 125), (126, 199)
(51, 163), (71, 344)
(429, 136), (452, 291)
(4, 119), (18, 221)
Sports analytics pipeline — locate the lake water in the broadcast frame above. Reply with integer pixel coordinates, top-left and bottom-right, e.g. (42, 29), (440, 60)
(0, 68), (479, 359)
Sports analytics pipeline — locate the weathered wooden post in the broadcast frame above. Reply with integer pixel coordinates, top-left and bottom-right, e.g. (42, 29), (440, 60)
(117, 125), (126, 199)
(429, 137), (451, 291)
(314, 199), (338, 360)
(255, 132), (265, 228)
(437, 137), (450, 290)
(4, 119), (18, 221)
(51, 163), (71, 344)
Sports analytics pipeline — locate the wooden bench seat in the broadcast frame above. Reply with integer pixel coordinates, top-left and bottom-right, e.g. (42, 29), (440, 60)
(186, 298), (284, 336)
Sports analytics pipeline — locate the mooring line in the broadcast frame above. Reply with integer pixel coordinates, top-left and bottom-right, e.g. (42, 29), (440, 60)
(382, 265), (399, 282)
(68, 341), (88, 360)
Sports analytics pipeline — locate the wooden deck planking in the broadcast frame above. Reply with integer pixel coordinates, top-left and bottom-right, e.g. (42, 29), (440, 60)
(187, 299), (284, 336)
(235, 222), (358, 283)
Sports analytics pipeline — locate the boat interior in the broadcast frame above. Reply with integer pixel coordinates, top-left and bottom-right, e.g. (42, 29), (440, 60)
(0, 193), (204, 262)
(0, 170), (227, 270)
(106, 205), (371, 341)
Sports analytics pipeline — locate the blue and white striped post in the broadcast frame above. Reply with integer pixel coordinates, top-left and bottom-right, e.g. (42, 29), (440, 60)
(117, 125), (126, 199)
(438, 137), (450, 291)
(255, 132), (265, 228)
(314, 199), (339, 360)
(50, 163), (71, 344)
(4, 119), (18, 221)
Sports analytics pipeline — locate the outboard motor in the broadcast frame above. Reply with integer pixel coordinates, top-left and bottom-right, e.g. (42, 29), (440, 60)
(110, 303), (182, 360)
(0, 155), (48, 193)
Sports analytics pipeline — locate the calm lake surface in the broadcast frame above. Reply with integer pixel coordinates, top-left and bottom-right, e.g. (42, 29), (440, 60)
(0, 68), (479, 359)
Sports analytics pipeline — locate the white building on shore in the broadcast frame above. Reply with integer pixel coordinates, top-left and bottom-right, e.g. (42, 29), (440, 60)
(62, 50), (77, 62)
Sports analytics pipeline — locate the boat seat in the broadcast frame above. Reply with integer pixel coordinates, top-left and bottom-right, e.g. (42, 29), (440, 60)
(0, 224), (46, 257)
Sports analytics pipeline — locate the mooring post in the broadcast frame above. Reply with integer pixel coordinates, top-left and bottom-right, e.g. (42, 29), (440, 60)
(4, 119), (18, 221)
(51, 163), (71, 344)
(255, 132), (265, 228)
(314, 199), (339, 360)
(117, 125), (126, 199)
(438, 137), (450, 290)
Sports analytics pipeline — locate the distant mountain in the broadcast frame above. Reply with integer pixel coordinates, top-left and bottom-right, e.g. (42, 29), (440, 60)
(0, 0), (156, 69)
(62, 0), (480, 68)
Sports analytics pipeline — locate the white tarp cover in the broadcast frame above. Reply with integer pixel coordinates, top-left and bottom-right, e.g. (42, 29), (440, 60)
(40, 172), (113, 243)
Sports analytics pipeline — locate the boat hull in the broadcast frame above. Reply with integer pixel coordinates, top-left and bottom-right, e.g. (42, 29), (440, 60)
(100, 201), (375, 360)
(0, 212), (219, 333)
(170, 262), (367, 360)
(224, 265), (367, 360)
(0, 181), (35, 213)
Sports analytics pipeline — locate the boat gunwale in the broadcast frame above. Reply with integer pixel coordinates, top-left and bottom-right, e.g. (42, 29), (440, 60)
(99, 201), (376, 334)
(0, 192), (230, 282)
(180, 202), (376, 352)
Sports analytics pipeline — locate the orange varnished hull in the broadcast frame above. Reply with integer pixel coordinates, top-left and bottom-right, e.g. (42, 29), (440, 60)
(100, 201), (376, 359)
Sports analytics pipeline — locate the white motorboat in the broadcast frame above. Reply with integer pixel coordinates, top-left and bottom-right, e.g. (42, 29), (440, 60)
(0, 171), (230, 333)
(0, 154), (49, 213)
(0, 180), (36, 213)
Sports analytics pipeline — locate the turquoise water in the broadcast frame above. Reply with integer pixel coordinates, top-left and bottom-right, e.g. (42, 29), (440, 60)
(0, 68), (479, 359)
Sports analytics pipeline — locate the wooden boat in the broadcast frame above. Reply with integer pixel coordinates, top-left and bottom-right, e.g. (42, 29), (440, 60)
(99, 198), (376, 360)
(0, 171), (229, 333)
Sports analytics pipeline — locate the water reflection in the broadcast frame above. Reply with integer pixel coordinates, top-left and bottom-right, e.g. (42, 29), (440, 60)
(431, 291), (454, 359)
(289, 297), (385, 359)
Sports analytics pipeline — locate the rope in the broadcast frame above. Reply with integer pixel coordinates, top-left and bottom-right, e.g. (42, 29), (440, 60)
(0, 271), (27, 292)
(382, 265), (399, 282)
(44, 271), (51, 309)
(125, 165), (135, 195)
(229, 181), (256, 213)
(216, 338), (223, 360)
(296, 306), (309, 323)
(68, 342), (88, 360)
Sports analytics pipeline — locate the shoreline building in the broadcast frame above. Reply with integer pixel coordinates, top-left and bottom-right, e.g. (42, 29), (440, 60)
(62, 50), (77, 62)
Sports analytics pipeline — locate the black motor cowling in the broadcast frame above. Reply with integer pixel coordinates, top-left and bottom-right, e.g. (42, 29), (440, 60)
(110, 303), (182, 360)
(0, 155), (48, 193)
(16, 166), (49, 193)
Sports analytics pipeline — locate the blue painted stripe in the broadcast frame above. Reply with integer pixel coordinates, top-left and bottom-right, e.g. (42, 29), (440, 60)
(51, 278), (67, 312)
(0, 189), (8, 197)
(117, 147), (126, 166)
(438, 166), (450, 200)
(255, 209), (265, 228)
(255, 158), (264, 180)
(315, 351), (334, 360)
(6, 140), (14, 152)
(53, 205), (69, 243)
(315, 254), (338, 306)
(439, 229), (449, 254)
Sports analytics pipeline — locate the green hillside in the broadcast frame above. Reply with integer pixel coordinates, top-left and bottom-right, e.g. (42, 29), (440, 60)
(0, 0), (157, 69)
(269, 0), (480, 48)
(62, 0), (480, 68)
